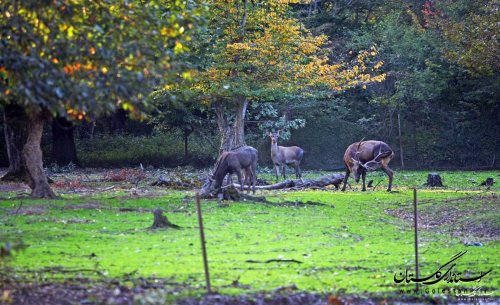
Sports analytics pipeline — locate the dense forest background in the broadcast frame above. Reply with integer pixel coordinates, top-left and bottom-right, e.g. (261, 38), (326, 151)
(1, 0), (498, 170)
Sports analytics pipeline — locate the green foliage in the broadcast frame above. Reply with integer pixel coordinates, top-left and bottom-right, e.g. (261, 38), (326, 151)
(188, 0), (384, 122)
(429, 0), (499, 76)
(75, 131), (218, 168)
(302, 0), (499, 169)
(0, 0), (207, 119)
(248, 102), (305, 141)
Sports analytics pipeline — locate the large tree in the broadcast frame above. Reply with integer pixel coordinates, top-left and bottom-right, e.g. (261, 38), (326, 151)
(1, 0), (207, 197)
(190, 0), (385, 152)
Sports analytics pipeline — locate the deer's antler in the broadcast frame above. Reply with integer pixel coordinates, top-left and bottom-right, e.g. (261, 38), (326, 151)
(360, 146), (385, 171)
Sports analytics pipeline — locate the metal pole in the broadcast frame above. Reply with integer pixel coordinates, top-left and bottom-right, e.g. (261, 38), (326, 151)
(413, 187), (419, 292)
(195, 192), (211, 293)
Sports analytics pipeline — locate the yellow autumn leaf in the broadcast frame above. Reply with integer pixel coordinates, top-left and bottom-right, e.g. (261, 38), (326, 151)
(173, 41), (184, 54)
(181, 71), (192, 80)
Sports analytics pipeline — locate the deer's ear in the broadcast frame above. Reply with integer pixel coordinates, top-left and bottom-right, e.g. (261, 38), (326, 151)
(268, 132), (273, 137)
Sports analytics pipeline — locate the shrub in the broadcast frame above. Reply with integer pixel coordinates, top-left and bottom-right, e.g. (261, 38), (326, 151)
(76, 130), (218, 168)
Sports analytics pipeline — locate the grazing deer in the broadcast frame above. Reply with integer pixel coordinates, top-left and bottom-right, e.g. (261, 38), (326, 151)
(341, 140), (394, 192)
(269, 131), (304, 182)
(208, 146), (258, 194)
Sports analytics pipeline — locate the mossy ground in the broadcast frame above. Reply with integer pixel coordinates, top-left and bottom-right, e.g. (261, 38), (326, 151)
(0, 170), (498, 301)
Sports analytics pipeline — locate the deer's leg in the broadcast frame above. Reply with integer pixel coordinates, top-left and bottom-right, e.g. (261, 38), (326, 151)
(274, 164), (280, 182)
(236, 170), (243, 192)
(294, 162), (301, 179)
(341, 169), (350, 191)
(381, 166), (394, 191)
(361, 170), (367, 191)
(226, 174), (232, 187)
(242, 169), (248, 192)
(251, 164), (257, 194)
(282, 164), (286, 180)
(244, 168), (252, 193)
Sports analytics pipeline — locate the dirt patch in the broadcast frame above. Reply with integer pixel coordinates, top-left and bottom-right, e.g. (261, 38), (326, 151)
(0, 183), (30, 193)
(7, 201), (152, 215)
(2, 278), (496, 305)
(63, 201), (111, 210)
(8, 204), (49, 216)
(386, 194), (500, 240)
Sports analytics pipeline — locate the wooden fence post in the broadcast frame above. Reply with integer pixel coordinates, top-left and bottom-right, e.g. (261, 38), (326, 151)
(195, 192), (211, 293)
(413, 187), (419, 292)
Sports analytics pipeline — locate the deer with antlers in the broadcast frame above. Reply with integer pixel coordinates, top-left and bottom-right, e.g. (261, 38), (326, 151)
(341, 140), (394, 192)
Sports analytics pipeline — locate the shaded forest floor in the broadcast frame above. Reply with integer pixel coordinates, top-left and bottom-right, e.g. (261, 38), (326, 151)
(0, 168), (499, 304)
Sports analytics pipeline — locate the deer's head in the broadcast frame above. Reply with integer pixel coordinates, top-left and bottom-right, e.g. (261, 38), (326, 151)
(351, 152), (366, 182)
(269, 131), (280, 145)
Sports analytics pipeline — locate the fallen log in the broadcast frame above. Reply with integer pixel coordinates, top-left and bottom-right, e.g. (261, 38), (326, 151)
(233, 174), (345, 191)
(150, 175), (193, 188)
(199, 174), (344, 199)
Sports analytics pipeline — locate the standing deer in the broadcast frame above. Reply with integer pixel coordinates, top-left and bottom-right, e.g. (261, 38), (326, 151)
(269, 131), (304, 182)
(341, 140), (394, 192)
(208, 146), (258, 194)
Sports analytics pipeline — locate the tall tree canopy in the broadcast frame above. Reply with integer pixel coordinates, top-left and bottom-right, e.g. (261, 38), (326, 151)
(0, 0), (207, 197)
(184, 0), (385, 151)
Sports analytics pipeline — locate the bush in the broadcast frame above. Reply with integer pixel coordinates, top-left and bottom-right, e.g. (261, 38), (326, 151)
(76, 130), (218, 168)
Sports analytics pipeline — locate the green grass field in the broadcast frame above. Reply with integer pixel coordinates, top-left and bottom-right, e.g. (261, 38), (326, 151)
(0, 170), (498, 302)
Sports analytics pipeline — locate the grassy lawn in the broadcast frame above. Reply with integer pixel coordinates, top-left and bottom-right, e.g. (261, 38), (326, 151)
(0, 170), (498, 301)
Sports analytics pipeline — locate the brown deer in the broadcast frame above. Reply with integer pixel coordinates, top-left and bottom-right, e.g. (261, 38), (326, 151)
(208, 146), (258, 194)
(269, 131), (304, 182)
(341, 140), (394, 192)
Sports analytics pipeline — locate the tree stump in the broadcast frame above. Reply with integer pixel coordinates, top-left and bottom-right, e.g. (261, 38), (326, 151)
(480, 178), (494, 187)
(424, 173), (444, 187)
(150, 208), (180, 229)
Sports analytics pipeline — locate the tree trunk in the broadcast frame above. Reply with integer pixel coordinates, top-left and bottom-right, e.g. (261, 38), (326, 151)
(183, 127), (192, 163)
(51, 116), (79, 166)
(1, 105), (28, 181)
(77, 120), (96, 140)
(22, 112), (57, 198)
(240, 0), (248, 36)
(110, 109), (127, 133)
(424, 173), (443, 187)
(215, 96), (249, 153)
